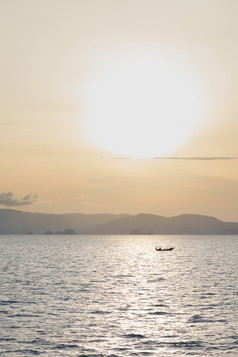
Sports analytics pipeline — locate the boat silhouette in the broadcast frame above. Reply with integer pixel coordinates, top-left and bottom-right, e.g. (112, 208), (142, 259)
(155, 246), (174, 251)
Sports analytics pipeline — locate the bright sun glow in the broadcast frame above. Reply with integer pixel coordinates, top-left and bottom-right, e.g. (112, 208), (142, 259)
(86, 54), (204, 158)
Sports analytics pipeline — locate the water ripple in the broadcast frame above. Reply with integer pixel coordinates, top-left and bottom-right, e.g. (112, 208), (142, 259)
(0, 234), (237, 356)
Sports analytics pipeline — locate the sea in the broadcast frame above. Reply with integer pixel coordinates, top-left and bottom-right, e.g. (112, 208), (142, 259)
(0, 234), (238, 357)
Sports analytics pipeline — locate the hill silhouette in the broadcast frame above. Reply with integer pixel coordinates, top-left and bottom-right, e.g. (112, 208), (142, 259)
(0, 209), (238, 235)
(81, 213), (238, 235)
(0, 209), (129, 234)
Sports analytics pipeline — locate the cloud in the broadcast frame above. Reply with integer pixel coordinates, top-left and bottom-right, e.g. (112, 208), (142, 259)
(0, 121), (17, 126)
(56, 83), (93, 93)
(86, 177), (114, 185)
(0, 192), (38, 207)
(77, 193), (91, 204)
(77, 193), (102, 208)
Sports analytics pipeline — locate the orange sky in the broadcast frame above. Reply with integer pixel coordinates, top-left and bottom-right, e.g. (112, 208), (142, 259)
(0, 0), (238, 221)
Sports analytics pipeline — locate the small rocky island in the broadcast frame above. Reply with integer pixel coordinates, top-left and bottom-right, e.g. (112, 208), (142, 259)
(44, 229), (76, 235)
(129, 229), (153, 235)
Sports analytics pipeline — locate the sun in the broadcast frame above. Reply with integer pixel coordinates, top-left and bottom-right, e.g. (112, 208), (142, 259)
(85, 54), (204, 158)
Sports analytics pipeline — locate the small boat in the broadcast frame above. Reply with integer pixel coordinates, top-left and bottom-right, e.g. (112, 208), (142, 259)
(155, 246), (174, 251)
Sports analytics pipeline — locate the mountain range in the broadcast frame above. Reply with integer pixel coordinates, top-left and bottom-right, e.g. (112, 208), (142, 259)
(0, 209), (238, 235)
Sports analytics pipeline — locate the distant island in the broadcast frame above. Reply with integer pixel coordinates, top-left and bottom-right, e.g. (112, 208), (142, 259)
(0, 208), (238, 235)
(44, 229), (76, 235)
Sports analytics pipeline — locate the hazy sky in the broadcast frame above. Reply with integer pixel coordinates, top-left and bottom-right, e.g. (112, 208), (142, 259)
(1, 0), (238, 220)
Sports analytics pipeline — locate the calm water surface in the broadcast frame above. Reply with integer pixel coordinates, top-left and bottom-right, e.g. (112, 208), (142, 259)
(0, 235), (238, 356)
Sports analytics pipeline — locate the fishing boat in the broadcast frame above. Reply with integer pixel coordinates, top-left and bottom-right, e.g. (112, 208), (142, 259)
(155, 246), (174, 251)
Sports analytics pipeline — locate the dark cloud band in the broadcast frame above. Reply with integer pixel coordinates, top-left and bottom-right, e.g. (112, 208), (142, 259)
(101, 156), (238, 161)
(153, 156), (238, 161)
